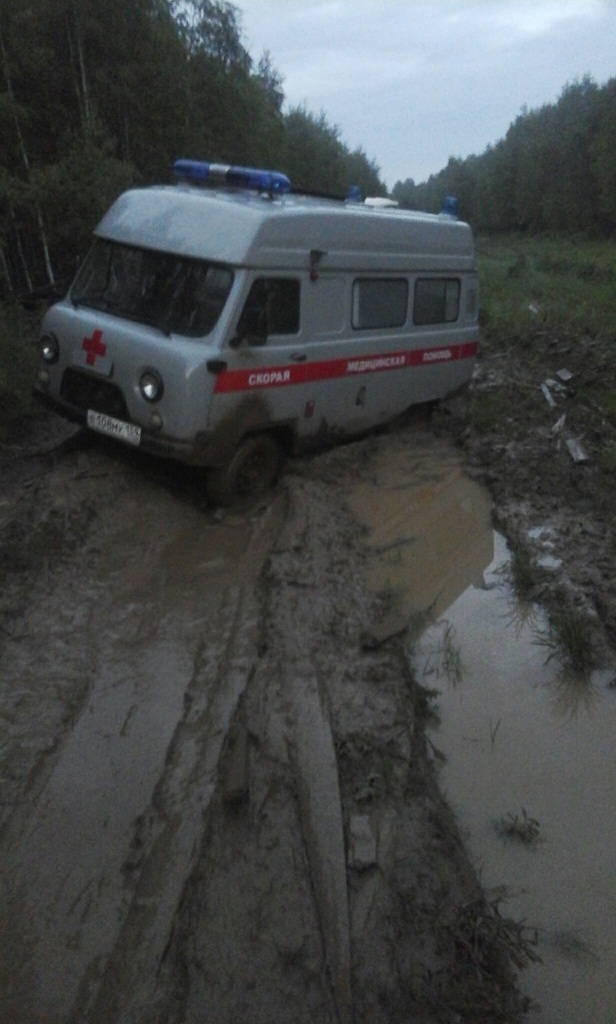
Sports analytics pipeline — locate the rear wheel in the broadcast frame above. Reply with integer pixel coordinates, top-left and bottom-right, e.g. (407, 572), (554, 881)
(206, 433), (282, 507)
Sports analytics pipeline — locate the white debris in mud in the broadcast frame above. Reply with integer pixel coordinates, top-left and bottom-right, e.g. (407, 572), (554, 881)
(556, 368), (574, 382)
(527, 525), (557, 543)
(552, 413), (567, 435)
(566, 437), (590, 463)
(537, 555), (564, 572)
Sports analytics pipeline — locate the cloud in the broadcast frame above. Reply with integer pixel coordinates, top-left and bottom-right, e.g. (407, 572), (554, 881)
(285, 48), (425, 104)
(473, 0), (605, 38)
(237, 0), (616, 187)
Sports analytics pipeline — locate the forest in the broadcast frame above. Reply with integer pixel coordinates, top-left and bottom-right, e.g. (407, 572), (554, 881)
(0, 0), (385, 299)
(1, 0), (615, 302)
(393, 76), (616, 236)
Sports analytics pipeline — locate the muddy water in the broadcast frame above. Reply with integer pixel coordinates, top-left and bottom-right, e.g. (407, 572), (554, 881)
(351, 429), (494, 633)
(353, 427), (616, 1024)
(0, 478), (284, 1024)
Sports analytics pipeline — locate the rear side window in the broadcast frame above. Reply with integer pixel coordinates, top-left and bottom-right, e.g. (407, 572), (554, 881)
(414, 278), (460, 325)
(352, 278), (408, 330)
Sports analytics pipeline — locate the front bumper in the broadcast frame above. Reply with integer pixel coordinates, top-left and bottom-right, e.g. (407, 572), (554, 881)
(32, 386), (203, 465)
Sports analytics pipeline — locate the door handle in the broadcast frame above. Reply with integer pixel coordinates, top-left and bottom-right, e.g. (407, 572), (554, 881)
(290, 352), (307, 362)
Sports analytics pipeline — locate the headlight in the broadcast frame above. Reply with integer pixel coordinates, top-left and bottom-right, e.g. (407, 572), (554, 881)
(40, 333), (59, 364)
(139, 368), (164, 402)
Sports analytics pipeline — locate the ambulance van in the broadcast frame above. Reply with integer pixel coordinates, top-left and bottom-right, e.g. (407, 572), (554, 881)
(34, 160), (478, 503)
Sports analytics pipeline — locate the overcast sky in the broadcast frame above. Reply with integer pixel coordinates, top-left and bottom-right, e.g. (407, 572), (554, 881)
(236, 0), (616, 191)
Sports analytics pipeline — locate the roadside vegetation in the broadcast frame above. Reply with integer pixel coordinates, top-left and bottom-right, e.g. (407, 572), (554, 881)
(444, 232), (616, 672)
(468, 234), (616, 459)
(0, 303), (38, 440)
(477, 234), (616, 343)
(0, 0), (384, 306)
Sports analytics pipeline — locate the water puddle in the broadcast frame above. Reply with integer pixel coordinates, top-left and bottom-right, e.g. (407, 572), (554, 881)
(353, 426), (616, 1024)
(351, 430), (494, 630)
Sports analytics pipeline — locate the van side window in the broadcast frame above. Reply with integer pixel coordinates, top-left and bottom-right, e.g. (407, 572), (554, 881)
(352, 278), (408, 330)
(238, 278), (300, 339)
(414, 278), (460, 325)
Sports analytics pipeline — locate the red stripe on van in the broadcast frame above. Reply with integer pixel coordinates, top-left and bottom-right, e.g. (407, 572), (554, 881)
(213, 341), (477, 394)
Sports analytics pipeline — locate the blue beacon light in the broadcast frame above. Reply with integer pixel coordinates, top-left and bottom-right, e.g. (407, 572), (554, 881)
(440, 195), (459, 218)
(173, 159), (291, 195)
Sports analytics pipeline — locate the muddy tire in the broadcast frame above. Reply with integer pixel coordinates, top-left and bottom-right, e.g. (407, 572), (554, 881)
(206, 433), (282, 507)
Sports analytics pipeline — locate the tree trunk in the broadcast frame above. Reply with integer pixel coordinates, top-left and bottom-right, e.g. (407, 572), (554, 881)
(8, 205), (33, 293)
(0, 242), (14, 295)
(0, 23), (55, 286)
(73, 3), (90, 128)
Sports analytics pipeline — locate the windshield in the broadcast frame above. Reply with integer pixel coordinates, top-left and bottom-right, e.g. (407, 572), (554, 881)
(70, 240), (234, 337)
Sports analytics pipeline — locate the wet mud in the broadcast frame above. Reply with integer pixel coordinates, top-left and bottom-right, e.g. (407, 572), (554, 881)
(5, 314), (614, 1022)
(0, 413), (528, 1024)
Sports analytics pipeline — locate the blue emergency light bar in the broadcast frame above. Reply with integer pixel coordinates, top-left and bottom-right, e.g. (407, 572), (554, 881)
(440, 195), (459, 218)
(173, 159), (291, 195)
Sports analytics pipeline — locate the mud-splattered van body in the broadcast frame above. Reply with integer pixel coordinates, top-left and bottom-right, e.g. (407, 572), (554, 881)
(34, 162), (478, 499)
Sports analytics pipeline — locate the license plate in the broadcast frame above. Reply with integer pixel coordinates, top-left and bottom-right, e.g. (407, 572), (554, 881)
(87, 409), (141, 447)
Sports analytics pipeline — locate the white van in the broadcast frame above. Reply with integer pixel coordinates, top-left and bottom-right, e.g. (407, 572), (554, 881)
(34, 160), (478, 503)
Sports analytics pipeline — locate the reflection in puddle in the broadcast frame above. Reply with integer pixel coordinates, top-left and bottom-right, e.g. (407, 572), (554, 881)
(351, 433), (493, 634)
(354, 428), (616, 1024)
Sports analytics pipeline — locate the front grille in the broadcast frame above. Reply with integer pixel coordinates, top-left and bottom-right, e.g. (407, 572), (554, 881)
(61, 368), (129, 419)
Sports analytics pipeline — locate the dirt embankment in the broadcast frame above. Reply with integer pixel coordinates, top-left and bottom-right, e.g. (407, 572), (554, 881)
(436, 325), (616, 671)
(0, 412), (532, 1024)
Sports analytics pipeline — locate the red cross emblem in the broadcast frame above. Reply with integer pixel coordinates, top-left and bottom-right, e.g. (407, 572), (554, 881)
(82, 329), (106, 366)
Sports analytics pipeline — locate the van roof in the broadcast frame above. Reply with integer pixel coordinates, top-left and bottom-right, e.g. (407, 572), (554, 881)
(95, 184), (475, 273)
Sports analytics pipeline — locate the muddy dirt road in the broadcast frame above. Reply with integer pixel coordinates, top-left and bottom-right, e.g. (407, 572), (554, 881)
(0, 414), (529, 1024)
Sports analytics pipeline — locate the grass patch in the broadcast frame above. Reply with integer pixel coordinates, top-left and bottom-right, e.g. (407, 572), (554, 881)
(0, 301), (39, 438)
(477, 235), (616, 342)
(441, 621), (463, 686)
(507, 547), (535, 602)
(447, 892), (541, 971)
(496, 808), (542, 846)
(468, 389), (509, 435)
(535, 605), (595, 676)
(431, 890), (541, 1021)
(468, 385), (545, 440)
(593, 389), (616, 426)
(599, 442), (616, 474)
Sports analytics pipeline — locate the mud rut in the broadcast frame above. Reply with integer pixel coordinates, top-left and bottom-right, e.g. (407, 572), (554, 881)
(0, 422), (517, 1024)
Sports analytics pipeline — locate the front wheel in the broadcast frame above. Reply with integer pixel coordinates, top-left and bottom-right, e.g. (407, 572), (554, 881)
(205, 433), (282, 507)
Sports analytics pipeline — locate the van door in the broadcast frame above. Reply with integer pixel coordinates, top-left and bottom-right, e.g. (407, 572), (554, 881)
(207, 275), (309, 457)
(296, 273), (419, 437)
